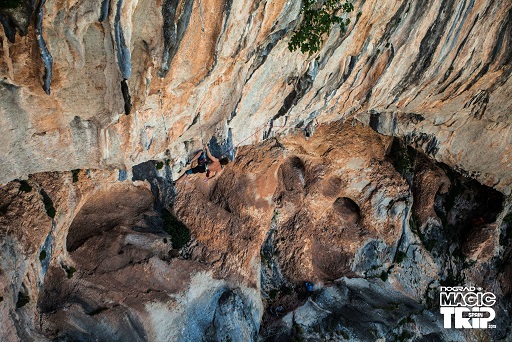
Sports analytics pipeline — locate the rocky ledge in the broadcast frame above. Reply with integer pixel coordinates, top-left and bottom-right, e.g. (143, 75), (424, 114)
(0, 0), (511, 340)
(0, 122), (510, 341)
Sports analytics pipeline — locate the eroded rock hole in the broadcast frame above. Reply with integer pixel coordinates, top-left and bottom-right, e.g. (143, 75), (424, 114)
(433, 164), (504, 258)
(273, 156), (307, 206)
(66, 185), (156, 252)
(282, 156), (306, 191)
(390, 137), (504, 259)
(16, 283), (29, 309)
(333, 197), (361, 225)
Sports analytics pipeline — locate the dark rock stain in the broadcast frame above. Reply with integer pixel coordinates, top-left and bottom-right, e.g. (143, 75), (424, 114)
(464, 89), (489, 120)
(405, 131), (439, 157)
(159, 0), (195, 77)
(264, 62), (317, 139)
(0, 12), (17, 43)
(36, 0), (53, 95)
(222, 0), (233, 34)
(394, 0), (456, 95)
(114, 0), (131, 79)
(0, 0), (34, 42)
(187, 112), (200, 130)
(463, 7), (512, 93)
(380, 0), (409, 46)
(245, 28), (289, 83)
(121, 79), (132, 115)
(99, 0), (111, 22)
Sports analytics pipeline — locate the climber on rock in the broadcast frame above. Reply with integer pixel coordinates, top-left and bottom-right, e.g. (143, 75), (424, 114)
(185, 145), (229, 179)
(305, 281), (314, 292)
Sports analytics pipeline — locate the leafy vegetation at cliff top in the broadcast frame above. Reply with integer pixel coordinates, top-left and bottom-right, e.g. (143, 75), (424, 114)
(289, 0), (354, 54)
(162, 209), (191, 250)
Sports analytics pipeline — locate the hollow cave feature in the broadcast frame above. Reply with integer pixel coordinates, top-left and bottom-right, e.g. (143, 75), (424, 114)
(433, 163), (504, 262)
(65, 184), (156, 253)
(390, 138), (504, 259)
(273, 156), (307, 206)
(389, 136), (506, 294)
(37, 180), (193, 336)
(0, 121), (509, 341)
(333, 197), (361, 225)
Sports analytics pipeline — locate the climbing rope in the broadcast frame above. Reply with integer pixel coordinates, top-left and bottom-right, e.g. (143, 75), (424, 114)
(184, 119), (318, 183)
(219, 120), (318, 158)
(197, 113), (207, 153)
(219, 124), (269, 158)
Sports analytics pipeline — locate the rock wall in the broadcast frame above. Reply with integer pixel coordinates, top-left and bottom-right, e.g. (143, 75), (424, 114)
(0, 122), (510, 341)
(1, 0), (512, 340)
(0, 0), (510, 194)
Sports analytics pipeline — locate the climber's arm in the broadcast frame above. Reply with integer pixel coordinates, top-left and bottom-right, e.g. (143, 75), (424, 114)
(205, 145), (218, 162)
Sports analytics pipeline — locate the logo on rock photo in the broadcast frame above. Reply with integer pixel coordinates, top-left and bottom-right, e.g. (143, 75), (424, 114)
(440, 286), (496, 329)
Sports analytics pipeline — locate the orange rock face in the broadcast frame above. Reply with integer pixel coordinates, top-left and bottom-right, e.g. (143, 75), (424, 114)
(0, 120), (509, 341)
(0, 0), (510, 196)
(173, 123), (407, 285)
(0, 0), (511, 340)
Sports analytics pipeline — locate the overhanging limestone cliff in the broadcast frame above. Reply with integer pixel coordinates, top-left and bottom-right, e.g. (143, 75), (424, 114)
(0, 0), (510, 194)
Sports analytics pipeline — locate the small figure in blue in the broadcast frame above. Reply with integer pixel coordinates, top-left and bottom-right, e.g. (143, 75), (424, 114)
(305, 281), (314, 292)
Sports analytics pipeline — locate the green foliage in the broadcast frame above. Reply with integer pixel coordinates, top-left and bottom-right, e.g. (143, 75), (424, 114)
(39, 249), (47, 261)
(398, 315), (414, 325)
(0, 0), (22, 9)
(162, 209), (191, 249)
(289, 0), (354, 54)
(503, 212), (512, 225)
(272, 208), (279, 220)
(63, 265), (76, 279)
(396, 330), (414, 342)
(392, 141), (417, 180)
(268, 285), (293, 300)
(268, 289), (278, 299)
(423, 239), (436, 252)
(156, 161), (164, 170)
(395, 250), (407, 263)
(16, 292), (29, 308)
(379, 271), (388, 282)
(260, 251), (270, 267)
(292, 321), (305, 342)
